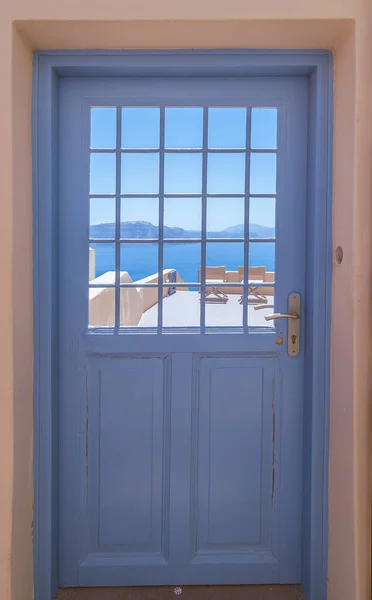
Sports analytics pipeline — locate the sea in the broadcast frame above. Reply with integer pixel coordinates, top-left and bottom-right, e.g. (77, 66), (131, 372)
(91, 241), (275, 283)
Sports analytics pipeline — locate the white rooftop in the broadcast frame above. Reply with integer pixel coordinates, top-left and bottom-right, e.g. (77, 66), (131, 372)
(138, 291), (274, 328)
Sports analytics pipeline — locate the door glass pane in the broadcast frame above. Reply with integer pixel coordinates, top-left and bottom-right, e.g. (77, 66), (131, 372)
(91, 108), (117, 149)
(250, 153), (277, 194)
(89, 287), (115, 327)
(203, 241), (243, 327)
(89, 247), (96, 282)
(251, 108), (277, 149)
(164, 242), (201, 285)
(248, 242), (275, 327)
(161, 284), (201, 328)
(120, 243), (158, 283)
(88, 244), (116, 326)
(207, 198), (244, 238)
(163, 243), (201, 327)
(124, 286), (158, 328)
(205, 291), (243, 327)
(207, 154), (245, 194)
(249, 242), (275, 277)
(89, 242), (115, 281)
(90, 198), (116, 239)
(208, 108), (246, 149)
(122, 108), (160, 149)
(249, 197), (276, 239)
(121, 198), (159, 238)
(165, 108), (203, 149)
(164, 154), (202, 194)
(248, 301), (274, 328)
(205, 242), (244, 281)
(121, 154), (159, 194)
(90, 153), (116, 194)
(164, 197), (201, 238)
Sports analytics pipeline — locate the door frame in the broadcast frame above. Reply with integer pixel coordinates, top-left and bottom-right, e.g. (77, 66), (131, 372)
(32, 49), (333, 600)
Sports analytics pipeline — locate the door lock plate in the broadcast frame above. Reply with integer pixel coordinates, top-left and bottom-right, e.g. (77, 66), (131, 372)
(288, 293), (300, 356)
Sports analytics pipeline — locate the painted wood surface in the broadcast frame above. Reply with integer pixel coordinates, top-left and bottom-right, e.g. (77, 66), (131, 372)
(58, 74), (307, 587)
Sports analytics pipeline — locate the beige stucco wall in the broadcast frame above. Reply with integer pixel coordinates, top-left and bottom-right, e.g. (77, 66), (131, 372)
(88, 269), (187, 326)
(0, 1), (371, 599)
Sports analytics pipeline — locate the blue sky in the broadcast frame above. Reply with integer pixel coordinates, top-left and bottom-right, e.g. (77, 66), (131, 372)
(90, 107), (277, 231)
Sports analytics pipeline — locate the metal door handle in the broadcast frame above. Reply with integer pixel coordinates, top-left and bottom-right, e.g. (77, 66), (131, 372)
(263, 293), (301, 357)
(264, 312), (299, 321)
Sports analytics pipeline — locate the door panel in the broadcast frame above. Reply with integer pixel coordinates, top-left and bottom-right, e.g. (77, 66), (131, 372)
(195, 358), (273, 555)
(58, 75), (308, 587)
(90, 357), (167, 553)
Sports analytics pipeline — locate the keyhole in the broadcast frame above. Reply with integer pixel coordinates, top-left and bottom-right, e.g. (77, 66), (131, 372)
(291, 334), (297, 345)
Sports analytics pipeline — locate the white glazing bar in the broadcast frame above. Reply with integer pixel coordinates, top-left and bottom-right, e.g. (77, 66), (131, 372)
(248, 238), (276, 243)
(249, 148), (277, 154)
(89, 281), (277, 290)
(89, 238), (269, 245)
(163, 283), (201, 289)
(117, 238), (200, 243)
(206, 193), (246, 198)
(200, 107), (208, 332)
(89, 192), (273, 199)
(157, 107), (165, 331)
(118, 238), (158, 243)
(89, 238), (118, 244)
(247, 193), (276, 199)
(90, 147), (277, 154)
(115, 107), (122, 330)
(243, 108), (252, 330)
(119, 193), (158, 198)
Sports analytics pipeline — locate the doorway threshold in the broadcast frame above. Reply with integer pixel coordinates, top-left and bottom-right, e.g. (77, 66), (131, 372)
(55, 585), (306, 600)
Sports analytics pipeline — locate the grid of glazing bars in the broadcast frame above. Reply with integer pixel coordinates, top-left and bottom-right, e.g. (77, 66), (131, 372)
(88, 106), (277, 331)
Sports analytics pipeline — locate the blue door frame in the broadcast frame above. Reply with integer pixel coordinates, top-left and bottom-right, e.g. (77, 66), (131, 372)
(32, 49), (333, 600)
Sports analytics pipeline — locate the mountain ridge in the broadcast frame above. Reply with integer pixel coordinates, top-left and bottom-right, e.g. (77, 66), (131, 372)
(90, 220), (275, 239)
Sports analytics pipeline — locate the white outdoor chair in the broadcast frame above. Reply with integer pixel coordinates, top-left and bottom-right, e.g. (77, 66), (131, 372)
(198, 266), (229, 303)
(237, 265), (268, 304)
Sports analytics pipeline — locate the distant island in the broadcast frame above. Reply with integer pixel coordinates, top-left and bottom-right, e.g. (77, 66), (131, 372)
(90, 221), (275, 239)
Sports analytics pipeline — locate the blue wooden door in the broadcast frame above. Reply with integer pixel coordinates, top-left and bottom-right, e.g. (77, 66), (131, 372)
(59, 75), (308, 587)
